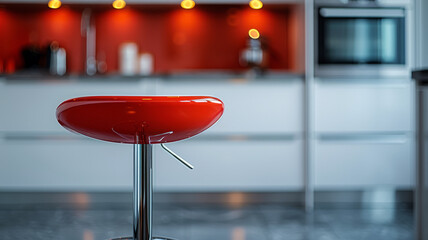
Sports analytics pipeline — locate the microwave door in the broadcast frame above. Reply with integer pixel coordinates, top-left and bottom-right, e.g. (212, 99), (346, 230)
(317, 8), (406, 67)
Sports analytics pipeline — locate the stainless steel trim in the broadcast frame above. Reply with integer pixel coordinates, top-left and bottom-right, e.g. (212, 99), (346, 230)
(314, 0), (412, 7)
(134, 144), (153, 240)
(1, 133), (92, 141)
(319, 8), (405, 18)
(305, 0), (316, 212)
(416, 87), (424, 240)
(192, 134), (299, 141)
(0, 132), (300, 142)
(315, 65), (410, 79)
(316, 76), (411, 84)
(317, 132), (410, 143)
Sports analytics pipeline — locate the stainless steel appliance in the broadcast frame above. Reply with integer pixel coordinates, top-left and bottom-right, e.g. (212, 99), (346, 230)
(314, 0), (412, 78)
(240, 38), (268, 72)
(414, 69), (428, 240)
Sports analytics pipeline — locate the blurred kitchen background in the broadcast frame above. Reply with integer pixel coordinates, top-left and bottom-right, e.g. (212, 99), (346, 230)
(1, 0), (428, 239)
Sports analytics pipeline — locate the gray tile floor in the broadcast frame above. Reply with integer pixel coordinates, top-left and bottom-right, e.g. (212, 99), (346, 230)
(0, 200), (414, 240)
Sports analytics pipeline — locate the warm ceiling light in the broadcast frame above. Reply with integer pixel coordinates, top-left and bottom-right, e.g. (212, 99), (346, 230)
(248, 29), (260, 39)
(181, 0), (195, 10)
(249, 0), (263, 9)
(48, 0), (61, 9)
(112, 0), (126, 9)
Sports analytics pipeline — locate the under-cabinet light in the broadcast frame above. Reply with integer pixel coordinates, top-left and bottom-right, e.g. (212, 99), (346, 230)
(249, 0), (263, 10)
(113, 0), (126, 9)
(248, 29), (260, 39)
(181, 0), (195, 10)
(48, 0), (61, 9)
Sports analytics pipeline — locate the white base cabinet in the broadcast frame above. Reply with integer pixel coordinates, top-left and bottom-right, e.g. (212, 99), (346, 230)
(315, 78), (412, 133)
(0, 79), (154, 133)
(155, 139), (303, 192)
(0, 76), (305, 191)
(0, 76), (415, 192)
(315, 138), (414, 189)
(0, 138), (133, 190)
(155, 78), (303, 135)
(154, 77), (304, 191)
(314, 78), (415, 190)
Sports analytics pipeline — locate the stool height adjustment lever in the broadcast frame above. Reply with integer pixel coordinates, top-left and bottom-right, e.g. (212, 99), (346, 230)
(160, 143), (194, 170)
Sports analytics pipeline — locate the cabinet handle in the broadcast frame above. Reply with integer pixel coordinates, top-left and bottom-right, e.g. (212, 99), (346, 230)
(317, 132), (409, 143)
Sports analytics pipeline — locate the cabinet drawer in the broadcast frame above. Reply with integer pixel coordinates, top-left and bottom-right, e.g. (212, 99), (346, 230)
(314, 136), (414, 189)
(0, 138), (133, 190)
(0, 80), (152, 133)
(315, 79), (413, 132)
(154, 139), (303, 191)
(155, 78), (303, 134)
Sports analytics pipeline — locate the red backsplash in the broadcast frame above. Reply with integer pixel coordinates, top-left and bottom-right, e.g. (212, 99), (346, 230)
(0, 6), (83, 73)
(0, 4), (302, 74)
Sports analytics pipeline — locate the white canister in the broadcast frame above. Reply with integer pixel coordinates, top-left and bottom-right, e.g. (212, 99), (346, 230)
(56, 48), (67, 76)
(50, 46), (66, 76)
(119, 43), (138, 76)
(138, 53), (153, 76)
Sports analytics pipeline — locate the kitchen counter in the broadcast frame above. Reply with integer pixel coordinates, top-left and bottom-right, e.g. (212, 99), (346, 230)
(0, 71), (304, 82)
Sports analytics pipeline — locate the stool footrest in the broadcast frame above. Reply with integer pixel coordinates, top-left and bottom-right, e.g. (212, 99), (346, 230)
(161, 143), (194, 170)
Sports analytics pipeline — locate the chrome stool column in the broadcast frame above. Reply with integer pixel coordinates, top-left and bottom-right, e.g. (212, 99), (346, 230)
(133, 144), (153, 240)
(112, 143), (193, 240)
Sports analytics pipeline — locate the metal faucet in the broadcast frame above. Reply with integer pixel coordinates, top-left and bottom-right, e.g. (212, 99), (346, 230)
(81, 9), (97, 76)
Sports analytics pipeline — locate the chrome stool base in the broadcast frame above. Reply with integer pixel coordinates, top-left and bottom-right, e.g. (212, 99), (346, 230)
(110, 237), (177, 240)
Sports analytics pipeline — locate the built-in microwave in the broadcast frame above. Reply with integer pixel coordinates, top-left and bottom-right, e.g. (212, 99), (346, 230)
(314, 0), (411, 78)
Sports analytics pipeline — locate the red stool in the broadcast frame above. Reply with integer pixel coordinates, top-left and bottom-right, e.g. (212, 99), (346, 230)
(56, 96), (224, 240)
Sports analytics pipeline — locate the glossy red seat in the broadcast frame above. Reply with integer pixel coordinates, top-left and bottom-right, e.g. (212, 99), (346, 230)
(56, 96), (224, 144)
(56, 96), (224, 240)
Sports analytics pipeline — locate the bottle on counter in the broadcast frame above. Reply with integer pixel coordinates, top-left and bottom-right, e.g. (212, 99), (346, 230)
(49, 41), (67, 76)
(119, 42), (138, 76)
(138, 53), (153, 76)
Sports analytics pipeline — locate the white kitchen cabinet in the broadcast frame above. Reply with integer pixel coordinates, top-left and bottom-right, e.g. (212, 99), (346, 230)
(313, 78), (415, 190)
(0, 78), (153, 191)
(153, 77), (304, 191)
(155, 77), (304, 135)
(315, 78), (413, 133)
(0, 78), (155, 133)
(0, 138), (133, 190)
(314, 136), (414, 189)
(154, 138), (303, 191)
(0, 76), (304, 191)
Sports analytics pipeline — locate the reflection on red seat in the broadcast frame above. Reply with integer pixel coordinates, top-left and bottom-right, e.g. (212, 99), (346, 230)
(56, 96), (224, 144)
